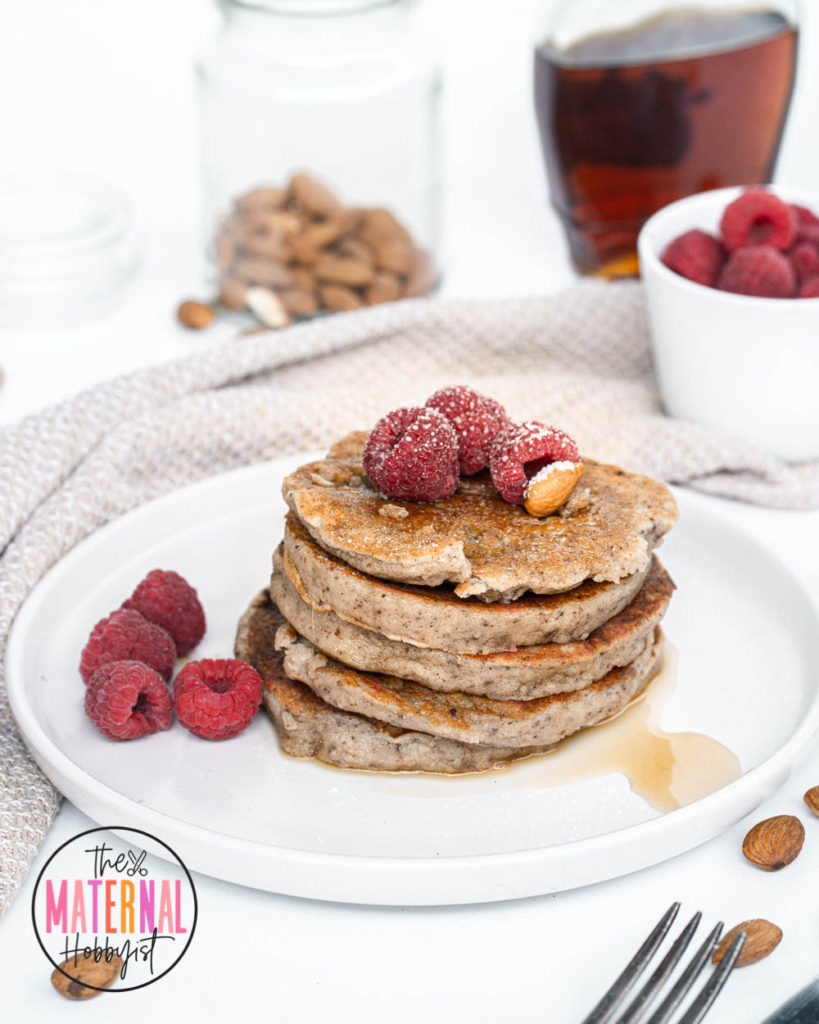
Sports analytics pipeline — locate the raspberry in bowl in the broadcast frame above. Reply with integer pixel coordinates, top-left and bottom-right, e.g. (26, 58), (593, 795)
(637, 186), (819, 461)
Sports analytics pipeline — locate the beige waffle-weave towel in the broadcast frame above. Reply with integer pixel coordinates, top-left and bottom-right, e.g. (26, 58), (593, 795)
(2, 281), (817, 915)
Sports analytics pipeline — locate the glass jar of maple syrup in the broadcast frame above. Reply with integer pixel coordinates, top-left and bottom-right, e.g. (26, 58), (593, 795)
(534, 2), (799, 279)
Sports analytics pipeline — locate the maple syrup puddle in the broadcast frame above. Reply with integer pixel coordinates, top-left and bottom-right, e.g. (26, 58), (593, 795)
(382, 641), (741, 813)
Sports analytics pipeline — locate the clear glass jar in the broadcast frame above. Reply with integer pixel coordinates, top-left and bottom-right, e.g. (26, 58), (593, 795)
(197, 0), (441, 318)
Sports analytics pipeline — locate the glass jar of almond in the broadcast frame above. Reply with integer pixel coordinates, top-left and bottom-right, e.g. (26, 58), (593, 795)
(197, 0), (441, 320)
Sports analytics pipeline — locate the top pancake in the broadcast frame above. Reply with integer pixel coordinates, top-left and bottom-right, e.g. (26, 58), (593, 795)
(282, 431), (679, 602)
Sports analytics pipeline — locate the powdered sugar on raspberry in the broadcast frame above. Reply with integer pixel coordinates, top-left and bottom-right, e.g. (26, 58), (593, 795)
(425, 385), (510, 476)
(523, 460), (579, 498)
(490, 421), (580, 505)
(363, 406), (460, 502)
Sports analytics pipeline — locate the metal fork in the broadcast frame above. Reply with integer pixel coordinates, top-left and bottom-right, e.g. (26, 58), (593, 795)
(581, 902), (746, 1024)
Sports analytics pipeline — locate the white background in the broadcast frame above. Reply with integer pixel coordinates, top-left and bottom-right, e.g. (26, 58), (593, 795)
(1, 2), (819, 1022)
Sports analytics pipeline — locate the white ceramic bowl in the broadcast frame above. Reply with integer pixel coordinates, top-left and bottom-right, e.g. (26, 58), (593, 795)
(638, 186), (819, 461)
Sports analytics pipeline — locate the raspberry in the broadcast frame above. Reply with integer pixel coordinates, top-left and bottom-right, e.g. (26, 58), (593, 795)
(790, 204), (819, 247)
(123, 569), (206, 656)
(717, 245), (795, 298)
(489, 421), (580, 506)
(790, 242), (819, 283)
(719, 189), (796, 252)
(798, 275), (819, 298)
(173, 658), (262, 740)
(363, 406), (459, 502)
(425, 385), (510, 475)
(85, 661), (173, 741)
(661, 229), (725, 287)
(80, 609), (176, 684)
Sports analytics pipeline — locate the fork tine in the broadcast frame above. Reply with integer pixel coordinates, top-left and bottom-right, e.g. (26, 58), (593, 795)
(580, 902), (681, 1024)
(675, 931), (747, 1024)
(615, 912), (702, 1024)
(644, 922), (724, 1024)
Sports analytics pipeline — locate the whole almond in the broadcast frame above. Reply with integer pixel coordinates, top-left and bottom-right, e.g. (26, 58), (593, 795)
(712, 920), (782, 967)
(289, 234), (322, 265)
(337, 235), (374, 263)
(303, 219), (342, 250)
(315, 254), (374, 287)
(358, 207), (410, 246)
(235, 257), (293, 289)
(524, 462), (585, 518)
(177, 299), (215, 330)
(236, 185), (287, 212)
(291, 265), (316, 292)
(742, 814), (804, 870)
(51, 953), (123, 1000)
(289, 173), (342, 218)
(218, 277), (247, 311)
(365, 270), (403, 305)
(339, 207), (364, 234)
(318, 283), (362, 311)
(262, 210), (304, 238)
(373, 239), (414, 276)
(240, 232), (291, 262)
(279, 287), (319, 316)
(804, 787), (819, 816)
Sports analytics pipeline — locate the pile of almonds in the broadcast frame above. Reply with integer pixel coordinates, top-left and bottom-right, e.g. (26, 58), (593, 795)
(215, 172), (436, 322)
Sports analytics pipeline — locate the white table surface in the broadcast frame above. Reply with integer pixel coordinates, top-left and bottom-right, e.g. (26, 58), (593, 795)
(2, 2), (819, 1021)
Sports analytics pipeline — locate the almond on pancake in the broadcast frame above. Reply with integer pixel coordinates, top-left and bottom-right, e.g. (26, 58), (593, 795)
(282, 513), (649, 653)
(235, 591), (558, 773)
(282, 431), (678, 601)
(270, 549), (673, 699)
(276, 612), (663, 749)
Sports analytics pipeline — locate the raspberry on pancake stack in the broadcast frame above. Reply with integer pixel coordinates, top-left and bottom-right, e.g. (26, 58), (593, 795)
(235, 387), (679, 773)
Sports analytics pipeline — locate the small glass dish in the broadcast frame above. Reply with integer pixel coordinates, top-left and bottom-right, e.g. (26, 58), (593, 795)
(0, 170), (139, 328)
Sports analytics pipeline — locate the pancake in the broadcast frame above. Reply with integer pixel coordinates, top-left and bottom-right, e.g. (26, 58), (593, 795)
(270, 550), (673, 699)
(277, 610), (662, 749)
(282, 431), (678, 601)
(282, 513), (650, 653)
(235, 591), (557, 773)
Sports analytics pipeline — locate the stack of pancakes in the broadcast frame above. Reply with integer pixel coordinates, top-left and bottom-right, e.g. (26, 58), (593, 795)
(236, 431), (679, 773)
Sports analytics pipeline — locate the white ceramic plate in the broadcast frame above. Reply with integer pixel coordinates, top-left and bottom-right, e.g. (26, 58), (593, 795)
(7, 455), (819, 906)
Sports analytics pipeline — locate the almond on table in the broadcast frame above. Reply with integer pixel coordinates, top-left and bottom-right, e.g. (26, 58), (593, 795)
(51, 954), (123, 1000)
(177, 299), (215, 329)
(742, 814), (805, 870)
(712, 920), (783, 967)
(803, 786), (819, 816)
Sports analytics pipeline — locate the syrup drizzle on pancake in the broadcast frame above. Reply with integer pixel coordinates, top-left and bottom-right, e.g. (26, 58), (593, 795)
(510, 642), (740, 811)
(378, 642), (739, 812)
